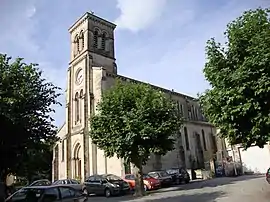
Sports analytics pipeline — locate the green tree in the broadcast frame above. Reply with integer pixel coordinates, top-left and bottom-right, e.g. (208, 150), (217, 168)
(199, 8), (270, 149)
(89, 80), (182, 196)
(0, 54), (61, 180)
(15, 141), (55, 183)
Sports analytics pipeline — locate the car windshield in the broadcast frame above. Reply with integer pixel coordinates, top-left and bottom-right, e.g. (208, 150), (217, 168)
(166, 169), (179, 175)
(52, 180), (60, 184)
(71, 179), (80, 184)
(104, 174), (122, 181)
(143, 174), (152, 179)
(53, 180), (66, 184)
(30, 180), (50, 186)
(159, 171), (169, 177)
(7, 188), (44, 202)
(148, 172), (159, 179)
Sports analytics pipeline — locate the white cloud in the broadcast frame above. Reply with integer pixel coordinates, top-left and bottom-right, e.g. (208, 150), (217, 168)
(117, 0), (268, 97)
(114, 0), (167, 32)
(26, 6), (36, 18)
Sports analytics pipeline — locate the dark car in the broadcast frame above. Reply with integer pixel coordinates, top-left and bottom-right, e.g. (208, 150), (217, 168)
(148, 171), (173, 187)
(84, 174), (130, 197)
(166, 168), (190, 184)
(5, 185), (87, 202)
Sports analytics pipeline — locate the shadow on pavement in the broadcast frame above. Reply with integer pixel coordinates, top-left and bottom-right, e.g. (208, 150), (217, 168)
(89, 191), (226, 202)
(145, 191), (226, 202)
(149, 174), (263, 194)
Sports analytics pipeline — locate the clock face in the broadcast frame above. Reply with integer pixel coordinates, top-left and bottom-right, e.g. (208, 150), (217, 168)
(76, 69), (83, 84)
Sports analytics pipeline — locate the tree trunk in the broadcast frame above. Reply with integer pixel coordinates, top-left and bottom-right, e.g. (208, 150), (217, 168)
(133, 162), (145, 197)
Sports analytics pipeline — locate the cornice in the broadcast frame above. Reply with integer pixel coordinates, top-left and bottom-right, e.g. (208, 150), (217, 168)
(69, 51), (88, 66)
(69, 12), (116, 33)
(184, 119), (215, 127)
(71, 128), (84, 136)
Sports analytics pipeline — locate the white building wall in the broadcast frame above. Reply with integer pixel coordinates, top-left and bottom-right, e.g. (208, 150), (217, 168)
(240, 145), (270, 174)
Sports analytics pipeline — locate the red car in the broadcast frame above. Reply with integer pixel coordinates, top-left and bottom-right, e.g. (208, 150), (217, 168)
(123, 174), (160, 191)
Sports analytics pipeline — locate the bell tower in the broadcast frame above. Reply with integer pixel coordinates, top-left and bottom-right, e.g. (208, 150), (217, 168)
(65, 12), (117, 179)
(69, 12), (117, 74)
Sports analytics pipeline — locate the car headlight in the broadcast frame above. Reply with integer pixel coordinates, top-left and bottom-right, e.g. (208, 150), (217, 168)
(111, 183), (120, 188)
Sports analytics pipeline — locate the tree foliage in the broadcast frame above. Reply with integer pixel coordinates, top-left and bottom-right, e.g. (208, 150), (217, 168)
(199, 8), (270, 148)
(89, 80), (182, 195)
(15, 141), (55, 182)
(0, 54), (61, 179)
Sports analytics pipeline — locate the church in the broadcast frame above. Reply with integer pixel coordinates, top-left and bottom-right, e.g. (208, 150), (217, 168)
(52, 12), (226, 182)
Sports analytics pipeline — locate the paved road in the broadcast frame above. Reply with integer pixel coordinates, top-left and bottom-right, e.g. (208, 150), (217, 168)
(88, 175), (270, 201)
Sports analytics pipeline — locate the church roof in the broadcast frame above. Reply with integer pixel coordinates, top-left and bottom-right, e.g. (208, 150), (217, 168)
(106, 72), (197, 101)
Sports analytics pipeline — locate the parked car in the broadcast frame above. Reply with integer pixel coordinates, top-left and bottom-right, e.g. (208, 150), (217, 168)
(123, 174), (160, 191)
(5, 184), (87, 202)
(166, 168), (190, 184)
(148, 171), (173, 187)
(84, 174), (130, 197)
(52, 179), (87, 195)
(266, 168), (270, 184)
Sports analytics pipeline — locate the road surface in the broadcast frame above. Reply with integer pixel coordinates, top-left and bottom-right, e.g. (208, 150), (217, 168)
(88, 175), (270, 201)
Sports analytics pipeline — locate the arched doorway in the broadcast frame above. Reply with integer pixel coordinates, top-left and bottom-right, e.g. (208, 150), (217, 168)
(195, 133), (204, 168)
(73, 143), (82, 180)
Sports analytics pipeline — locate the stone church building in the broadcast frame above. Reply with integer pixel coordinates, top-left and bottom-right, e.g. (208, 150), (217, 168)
(52, 12), (226, 181)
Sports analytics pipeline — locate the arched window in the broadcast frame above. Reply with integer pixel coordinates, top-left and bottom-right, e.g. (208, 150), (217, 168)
(101, 32), (107, 50)
(80, 90), (83, 121)
(74, 35), (79, 56)
(202, 129), (207, 151)
(184, 127), (189, 150)
(77, 38), (80, 52)
(93, 29), (98, 48)
(79, 31), (84, 50)
(80, 89), (83, 98)
(75, 92), (79, 123)
(210, 133), (217, 153)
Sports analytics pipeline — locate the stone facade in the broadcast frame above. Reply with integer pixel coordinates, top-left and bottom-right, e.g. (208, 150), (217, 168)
(52, 12), (226, 182)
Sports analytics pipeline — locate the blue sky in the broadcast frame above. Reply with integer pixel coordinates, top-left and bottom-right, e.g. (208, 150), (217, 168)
(0, 0), (267, 127)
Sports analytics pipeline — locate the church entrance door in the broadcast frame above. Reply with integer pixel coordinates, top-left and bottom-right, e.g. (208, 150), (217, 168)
(73, 143), (82, 181)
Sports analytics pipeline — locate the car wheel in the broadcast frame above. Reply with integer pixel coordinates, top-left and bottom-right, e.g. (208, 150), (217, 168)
(176, 178), (180, 185)
(144, 184), (147, 191)
(185, 179), (190, 184)
(105, 188), (111, 197)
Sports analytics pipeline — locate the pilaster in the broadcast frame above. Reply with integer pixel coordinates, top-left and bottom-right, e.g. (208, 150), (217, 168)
(83, 54), (91, 180)
(66, 66), (73, 178)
